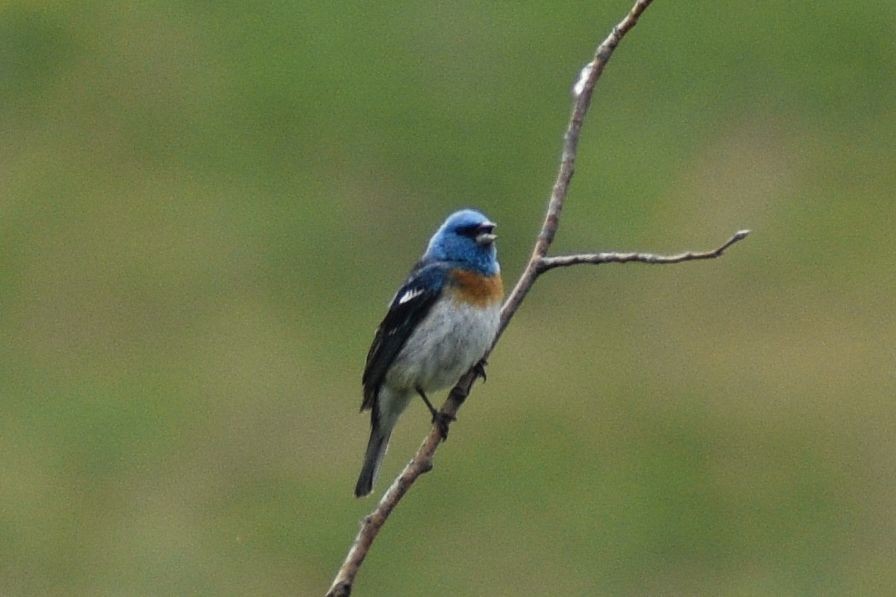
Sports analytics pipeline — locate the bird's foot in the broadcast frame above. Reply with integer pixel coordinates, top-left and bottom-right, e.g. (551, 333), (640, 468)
(417, 387), (455, 438)
(432, 411), (456, 439)
(473, 358), (488, 382)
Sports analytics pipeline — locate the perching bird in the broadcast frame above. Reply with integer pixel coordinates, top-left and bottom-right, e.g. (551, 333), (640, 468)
(355, 209), (503, 497)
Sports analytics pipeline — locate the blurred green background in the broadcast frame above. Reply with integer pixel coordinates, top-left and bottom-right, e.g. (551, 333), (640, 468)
(2, 1), (894, 595)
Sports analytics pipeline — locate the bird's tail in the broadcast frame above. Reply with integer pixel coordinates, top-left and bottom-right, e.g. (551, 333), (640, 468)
(354, 422), (391, 497)
(355, 387), (411, 497)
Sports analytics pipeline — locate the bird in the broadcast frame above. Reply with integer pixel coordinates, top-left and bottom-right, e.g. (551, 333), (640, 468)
(355, 209), (503, 497)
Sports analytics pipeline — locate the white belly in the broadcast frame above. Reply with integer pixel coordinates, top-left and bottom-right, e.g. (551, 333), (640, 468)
(385, 298), (500, 393)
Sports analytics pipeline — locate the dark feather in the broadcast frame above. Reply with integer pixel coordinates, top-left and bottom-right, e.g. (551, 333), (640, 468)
(361, 262), (446, 411)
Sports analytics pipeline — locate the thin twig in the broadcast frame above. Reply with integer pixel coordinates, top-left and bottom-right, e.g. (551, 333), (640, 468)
(497, 0), (656, 341)
(537, 230), (751, 273)
(324, 2), (738, 595)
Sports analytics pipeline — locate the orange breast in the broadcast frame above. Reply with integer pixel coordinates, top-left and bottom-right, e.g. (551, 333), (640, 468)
(449, 269), (504, 306)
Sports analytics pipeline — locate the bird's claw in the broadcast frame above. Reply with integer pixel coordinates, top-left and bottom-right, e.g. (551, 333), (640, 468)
(473, 359), (488, 382)
(432, 411), (456, 439)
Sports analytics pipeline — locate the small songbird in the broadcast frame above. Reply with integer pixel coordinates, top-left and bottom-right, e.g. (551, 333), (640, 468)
(355, 209), (503, 497)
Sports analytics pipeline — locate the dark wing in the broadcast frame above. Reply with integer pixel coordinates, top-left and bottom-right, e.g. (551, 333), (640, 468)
(361, 262), (445, 411)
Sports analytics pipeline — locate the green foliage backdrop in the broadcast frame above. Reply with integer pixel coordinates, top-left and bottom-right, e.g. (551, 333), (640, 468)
(2, 2), (894, 595)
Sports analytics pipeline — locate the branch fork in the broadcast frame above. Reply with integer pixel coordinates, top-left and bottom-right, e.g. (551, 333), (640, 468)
(326, 1), (749, 594)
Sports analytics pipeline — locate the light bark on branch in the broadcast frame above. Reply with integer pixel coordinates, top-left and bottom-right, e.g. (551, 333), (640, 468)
(537, 230), (751, 273)
(325, 1), (748, 595)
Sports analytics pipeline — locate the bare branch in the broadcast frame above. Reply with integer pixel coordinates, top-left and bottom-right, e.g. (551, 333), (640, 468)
(498, 0), (656, 341)
(325, 2), (746, 595)
(324, 437), (439, 597)
(537, 229), (751, 273)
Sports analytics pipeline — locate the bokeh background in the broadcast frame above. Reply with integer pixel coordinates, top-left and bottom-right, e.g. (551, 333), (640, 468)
(2, 1), (894, 595)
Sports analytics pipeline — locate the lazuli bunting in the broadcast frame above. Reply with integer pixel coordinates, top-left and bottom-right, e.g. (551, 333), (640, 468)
(355, 209), (503, 497)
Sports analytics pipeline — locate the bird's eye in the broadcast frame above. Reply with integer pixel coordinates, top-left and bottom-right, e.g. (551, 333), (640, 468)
(457, 223), (495, 238)
(456, 225), (480, 238)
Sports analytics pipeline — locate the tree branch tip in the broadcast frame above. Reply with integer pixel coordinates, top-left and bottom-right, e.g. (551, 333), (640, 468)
(717, 229), (751, 253)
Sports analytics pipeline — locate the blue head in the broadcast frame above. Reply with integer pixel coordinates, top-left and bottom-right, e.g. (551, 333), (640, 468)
(423, 209), (499, 275)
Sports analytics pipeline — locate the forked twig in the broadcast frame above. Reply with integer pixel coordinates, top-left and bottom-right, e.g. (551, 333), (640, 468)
(537, 230), (751, 273)
(325, 1), (748, 595)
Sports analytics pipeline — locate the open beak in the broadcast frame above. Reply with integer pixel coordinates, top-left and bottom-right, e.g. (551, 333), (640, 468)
(475, 221), (497, 246)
